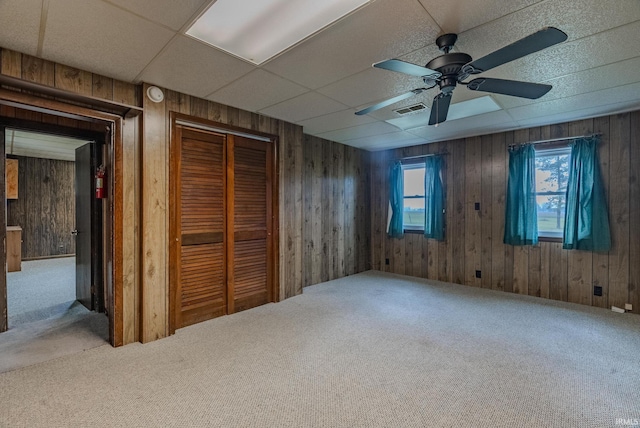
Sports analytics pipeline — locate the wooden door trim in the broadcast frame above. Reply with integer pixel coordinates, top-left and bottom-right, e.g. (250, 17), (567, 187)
(0, 126), (5, 332)
(226, 134), (235, 314)
(0, 91), (125, 347)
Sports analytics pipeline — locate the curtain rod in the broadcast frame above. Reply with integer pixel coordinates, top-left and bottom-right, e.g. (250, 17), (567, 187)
(394, 152), (449, 162)
(509, 133), (600, 148)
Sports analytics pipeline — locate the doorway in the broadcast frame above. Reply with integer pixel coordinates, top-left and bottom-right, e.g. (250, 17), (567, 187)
(0, 118), (111, 371)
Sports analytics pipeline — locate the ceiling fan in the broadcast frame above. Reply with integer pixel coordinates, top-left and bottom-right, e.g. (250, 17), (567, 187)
(355, 27), (568, 126)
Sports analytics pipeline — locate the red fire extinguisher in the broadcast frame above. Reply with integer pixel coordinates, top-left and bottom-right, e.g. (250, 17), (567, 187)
(95, 165), (106, 199)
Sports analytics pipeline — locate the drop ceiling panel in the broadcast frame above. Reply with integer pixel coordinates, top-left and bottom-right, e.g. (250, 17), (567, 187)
(42, 0), (175, 82)
(516, 99), (640, 129)
(455, 0), (640, 62)
(140, 35), (255, 98)
(418, 0), (542, 34)
(318, 121), (400, 143)
(507, 81), (640, 122)
(6, 129), (89, 161)
(297, 109), (377, 135)
(498, 56), (640, 109)
(407, 110), (515, 139)
(343, 131), (426, 150)
(259, 92), (348, 123)
(0, 0), (42, 56)
(208, 69), (308, 112)
(104, 0), (210, 31)
(318, 67), (425, 109)
(262, 0), (442, 89)
(471, 21), (640, 87)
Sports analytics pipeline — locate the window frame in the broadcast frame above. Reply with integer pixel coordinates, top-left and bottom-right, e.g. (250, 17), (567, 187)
(534, 144), (571, 242)
(401, 161), (426, 233)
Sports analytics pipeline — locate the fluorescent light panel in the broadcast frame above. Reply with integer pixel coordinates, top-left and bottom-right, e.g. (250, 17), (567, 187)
(385, 96), (501, 130)
(187, 0), (371, 65)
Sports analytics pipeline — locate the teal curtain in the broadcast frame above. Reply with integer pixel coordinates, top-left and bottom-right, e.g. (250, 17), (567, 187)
(563, 137), (610, 251)
(424, 156), (445, 241)
(388, 161), (404, 238)
(504, 144), (538, 245)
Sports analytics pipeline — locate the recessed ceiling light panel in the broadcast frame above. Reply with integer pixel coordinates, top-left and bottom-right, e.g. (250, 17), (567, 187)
(186, 0), (372, 65)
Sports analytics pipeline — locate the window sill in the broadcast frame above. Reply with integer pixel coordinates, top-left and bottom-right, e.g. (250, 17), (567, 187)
(403, 229), (424, 235)
(538, 236), (563, 243)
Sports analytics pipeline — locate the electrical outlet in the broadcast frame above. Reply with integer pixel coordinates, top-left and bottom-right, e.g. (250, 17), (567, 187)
(474, 202), (480, 211)
(475, 270), (481, 279)
(385, 258), (389, 266)
(625, 303), (633, 311)
(593, 286), (603, 296)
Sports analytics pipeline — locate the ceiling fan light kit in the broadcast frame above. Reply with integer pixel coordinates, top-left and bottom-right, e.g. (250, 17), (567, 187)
(356, 27), (568, 126)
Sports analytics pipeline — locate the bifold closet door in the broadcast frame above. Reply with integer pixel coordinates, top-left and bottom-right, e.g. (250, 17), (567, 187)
(173, 127), (226, 329)
(227, 135), (273, 313)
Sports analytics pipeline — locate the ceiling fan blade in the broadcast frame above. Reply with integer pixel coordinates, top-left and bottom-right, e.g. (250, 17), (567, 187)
(374, 59), (440, 78)
(355, 89), (425, 115)
(463, 27), (567, 74)
(467, 78), (552, 99)
(428, 93), (452, 125)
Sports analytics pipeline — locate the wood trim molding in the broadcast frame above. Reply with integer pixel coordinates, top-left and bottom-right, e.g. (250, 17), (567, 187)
(0, 74), (142, 118)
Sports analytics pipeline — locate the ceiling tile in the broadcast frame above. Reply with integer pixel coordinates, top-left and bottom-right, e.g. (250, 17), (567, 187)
(471, 21), (640, 86)
(418, 0), (542, 34)
(42, 0), (175, 81)
(516, 99), (640, 129)
(103, 0), (210, 31)
(297, 109), (377, 135)
(318, 121), (400, 142)
(317, 67), (426, 109)
(407, 110), (515, 138)
(263, 0), (441, 89)
(258, 92), (348, 123)
(507, 81), (640, 122)
(140, 35), (255, 98)
(0, 0), (42, 56)
(207, 69), (308, 112)
(498, 56), (640, 109)
(342, 131), (426, 150)
(455, 0), (640, 61)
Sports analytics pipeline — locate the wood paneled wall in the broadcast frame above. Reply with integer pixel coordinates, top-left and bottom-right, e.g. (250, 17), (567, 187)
(7, 155), (75, 259)
(371, 112), (640, 313)
(0, 48), (141, 345)
(302, 135), (371, 286)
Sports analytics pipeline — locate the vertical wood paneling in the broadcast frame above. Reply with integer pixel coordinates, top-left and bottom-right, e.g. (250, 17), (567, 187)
(7, 156), (75, 259)
(369, 110), (639, 313)
(452, 139), (465, 284)
(592, 116), (610, 308)
(465, 137), (481, 287)
(629, 111), (640, 313)
(141, 83), (167, 342)
(480, 135), (493, 289)
(608, 113), (630, 309)
(491, 133), (506, 291)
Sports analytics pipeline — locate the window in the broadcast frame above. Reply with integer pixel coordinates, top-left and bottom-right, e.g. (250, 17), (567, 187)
(534, 146), (571, 239)
(402, 163), (425, 231)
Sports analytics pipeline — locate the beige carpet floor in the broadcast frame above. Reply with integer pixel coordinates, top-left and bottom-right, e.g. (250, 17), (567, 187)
(0, 271), (638, 427)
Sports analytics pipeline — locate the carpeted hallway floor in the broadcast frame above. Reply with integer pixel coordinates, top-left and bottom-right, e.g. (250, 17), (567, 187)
(0, 271), (638, 427)
(0, 257), (108, 373)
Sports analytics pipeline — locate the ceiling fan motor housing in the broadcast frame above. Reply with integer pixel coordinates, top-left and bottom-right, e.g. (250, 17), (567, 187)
(426, 52), (472, 91)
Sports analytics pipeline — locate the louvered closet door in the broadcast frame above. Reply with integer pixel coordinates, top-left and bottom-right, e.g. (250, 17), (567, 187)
(228, 135), (273, 313)
(175, 127), (226, 328)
